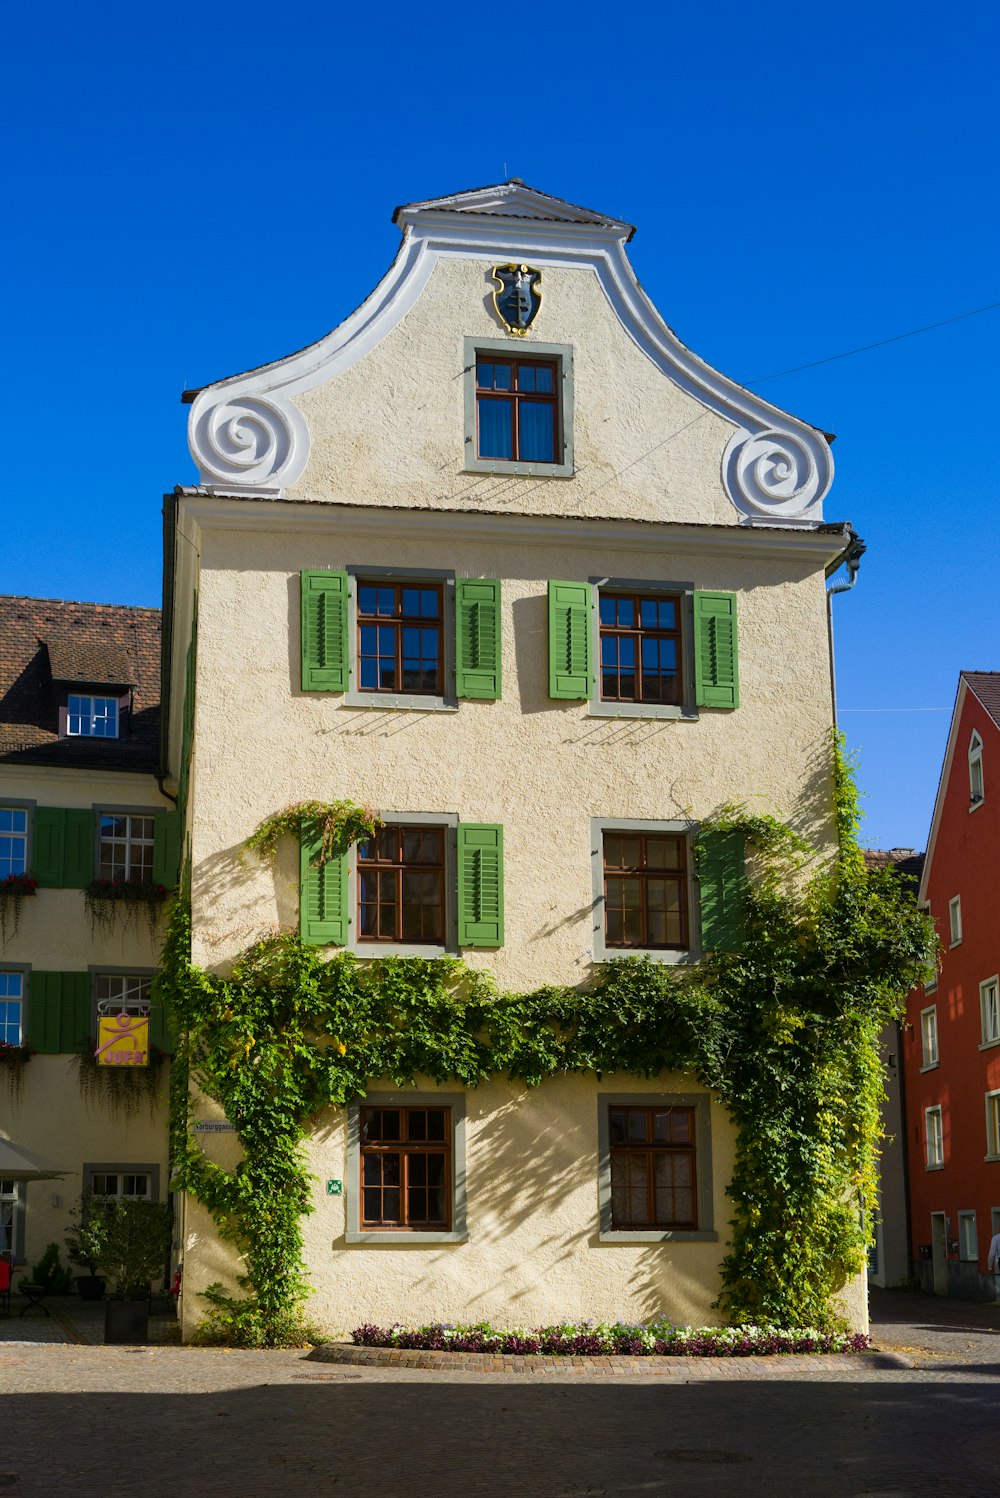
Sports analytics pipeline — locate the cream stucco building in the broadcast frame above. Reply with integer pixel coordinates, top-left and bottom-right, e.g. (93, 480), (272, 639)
(0, 597), (177, 1278)
(167, 181), (863, 1336)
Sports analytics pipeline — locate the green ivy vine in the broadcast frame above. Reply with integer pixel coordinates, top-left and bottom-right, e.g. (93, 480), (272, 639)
(243, 799), (382, 866)
(159, 737), (935, 1347)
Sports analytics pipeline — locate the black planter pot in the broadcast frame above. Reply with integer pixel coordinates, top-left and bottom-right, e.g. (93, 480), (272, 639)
(104, 1297), (149, 1344)
(76, 1275), (106, 1302)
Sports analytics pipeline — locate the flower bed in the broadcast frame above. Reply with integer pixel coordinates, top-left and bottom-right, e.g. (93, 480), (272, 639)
(351, 1319), (871, 1357)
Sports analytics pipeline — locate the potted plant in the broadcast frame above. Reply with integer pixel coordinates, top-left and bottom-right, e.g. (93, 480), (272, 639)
(64, 1194), (108, 1301)
(88, 1197), (173, 1343)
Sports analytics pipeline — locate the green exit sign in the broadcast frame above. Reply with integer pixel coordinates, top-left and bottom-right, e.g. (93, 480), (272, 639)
(326, 1179), (342, 1196)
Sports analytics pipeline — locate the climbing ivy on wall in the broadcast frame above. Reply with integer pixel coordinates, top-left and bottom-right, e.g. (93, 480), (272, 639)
(159, 738), (935, 1347)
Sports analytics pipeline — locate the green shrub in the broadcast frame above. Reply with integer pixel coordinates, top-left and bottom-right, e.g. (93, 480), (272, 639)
(21, 1242), (74, 1294)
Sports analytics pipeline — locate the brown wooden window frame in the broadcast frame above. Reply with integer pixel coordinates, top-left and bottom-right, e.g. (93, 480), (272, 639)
(356, 579), (444, 698)
(359, 1105), (452, 1232)
(608, 1104), (698, 1230)
(598, 591), (684, 706)
(357, 823), (447, 947)
(602, 831), (689, 951)
(475, 356), (560, 464)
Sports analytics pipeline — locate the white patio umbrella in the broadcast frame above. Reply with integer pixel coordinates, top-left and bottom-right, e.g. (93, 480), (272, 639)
(0, 1138), (68, 1181)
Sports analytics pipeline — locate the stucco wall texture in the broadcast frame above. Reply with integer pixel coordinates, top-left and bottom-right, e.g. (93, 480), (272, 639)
(188, 516), (837, 984)
(0, 765), (172, 1270)
(176, 507), (855, 1334)
(290, 257), (740, 525)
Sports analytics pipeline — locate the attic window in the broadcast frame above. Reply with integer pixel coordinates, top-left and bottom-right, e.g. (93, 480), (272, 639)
(65, 694), (119, 738)
(969, 731), (984, 807)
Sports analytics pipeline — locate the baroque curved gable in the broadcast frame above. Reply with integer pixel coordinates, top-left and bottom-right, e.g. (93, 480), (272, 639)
(187, 181), (833, 527)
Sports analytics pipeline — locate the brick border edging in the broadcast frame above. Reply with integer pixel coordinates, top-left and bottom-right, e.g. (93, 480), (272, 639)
(310, 1342), (912, 1376)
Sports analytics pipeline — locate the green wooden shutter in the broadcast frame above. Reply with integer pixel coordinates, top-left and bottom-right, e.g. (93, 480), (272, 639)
(62, 810), (95, 887)
(698, 830), (746, 953)
(693, 592), (740, 709)
(60, 972), (91, 1051)
(548, 580), (593, 699)
(152, 812), (181, 890)
(301, 570), (349, 692)
(299, 830), (348, 946)
(32, 808), (66, 887)
(31, 808), (93, 887)
(456, 579), (502, 700)
(149, 1004), (175, 1056)
(27, 971), (90, 1053)
(457, 824), (504, 948)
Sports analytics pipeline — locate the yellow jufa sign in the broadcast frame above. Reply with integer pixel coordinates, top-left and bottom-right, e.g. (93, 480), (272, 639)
(96, 1012), (150, 1067)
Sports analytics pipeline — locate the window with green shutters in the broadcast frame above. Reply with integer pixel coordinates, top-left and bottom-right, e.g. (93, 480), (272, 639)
(301, 570), (502, 704)
(299, 818), (505, 952)
(26, 971), (90, 1053)
(592, 820), (745, 961)
(550, 580), (740, 715)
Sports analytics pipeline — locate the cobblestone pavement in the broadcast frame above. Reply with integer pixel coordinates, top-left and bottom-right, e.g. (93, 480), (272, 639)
(0, 1291), (997, 1497)
(869, 1284), (1000, 1369)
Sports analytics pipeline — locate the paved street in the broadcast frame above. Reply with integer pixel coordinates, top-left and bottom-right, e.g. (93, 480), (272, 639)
(0, 1289), (997, 1497)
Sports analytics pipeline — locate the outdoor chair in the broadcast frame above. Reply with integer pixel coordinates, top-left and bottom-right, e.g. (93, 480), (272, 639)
(0, 1256), (12, 1317)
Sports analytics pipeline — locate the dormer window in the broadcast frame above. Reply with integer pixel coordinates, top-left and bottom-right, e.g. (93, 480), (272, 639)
(969, 730), (984, 807)
(66, 694), (119, 738)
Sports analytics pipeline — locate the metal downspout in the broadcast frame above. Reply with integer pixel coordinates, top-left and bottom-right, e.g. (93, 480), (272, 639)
(826, 534), (866, 729)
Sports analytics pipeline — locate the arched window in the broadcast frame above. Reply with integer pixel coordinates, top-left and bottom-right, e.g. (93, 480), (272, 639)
(969, 730), (984, 807)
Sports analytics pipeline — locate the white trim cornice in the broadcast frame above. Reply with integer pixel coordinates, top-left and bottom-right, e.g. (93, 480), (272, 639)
(187, 183), (834, 526)
(177, 492), (850, 567)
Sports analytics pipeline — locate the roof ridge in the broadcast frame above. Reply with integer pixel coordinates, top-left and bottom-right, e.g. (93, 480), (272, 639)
(0, 594), (160, 613)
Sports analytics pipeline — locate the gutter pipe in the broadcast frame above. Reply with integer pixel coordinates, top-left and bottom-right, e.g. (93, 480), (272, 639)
(826, 530), (866, 730)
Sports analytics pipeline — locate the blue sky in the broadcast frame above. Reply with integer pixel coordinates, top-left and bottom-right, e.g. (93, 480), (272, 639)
(5, 0), (998, 851)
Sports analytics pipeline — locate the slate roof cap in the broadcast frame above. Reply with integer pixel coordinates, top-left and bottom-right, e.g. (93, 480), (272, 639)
(0, 595), (161, 773)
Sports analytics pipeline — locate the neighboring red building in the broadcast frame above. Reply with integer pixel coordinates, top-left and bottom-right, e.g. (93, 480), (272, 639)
(905, 672), (1000, 1299)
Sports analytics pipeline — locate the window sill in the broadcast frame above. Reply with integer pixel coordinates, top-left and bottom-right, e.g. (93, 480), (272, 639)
(950, 939), (962, 949)
(345, 1231), (468, 1246)
(351, 943), (454, 961)
(598, 1229), (718, 1244)
(463, 454), (573, 479)
(594, 947), (699, 967)
(985, 1153), (1000, 1164)
(342, 692), (458, 713)
(588, 701), (698, 722)
(919, 1062), (940, 1073)
(970, 798), (984, 812)
(979, 1038), (1000, 1052)
(926, 1162), (945, 1172)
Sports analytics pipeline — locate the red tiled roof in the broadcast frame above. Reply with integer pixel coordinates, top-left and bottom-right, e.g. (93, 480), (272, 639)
(962, 671), (1000, 732)
(0, 596), (161, 773)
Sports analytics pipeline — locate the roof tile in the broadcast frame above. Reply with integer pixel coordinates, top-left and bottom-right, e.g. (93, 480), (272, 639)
(0, 596), (161, 773)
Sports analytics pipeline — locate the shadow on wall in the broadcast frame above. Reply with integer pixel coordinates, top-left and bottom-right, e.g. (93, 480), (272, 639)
(194, 835), (297, 963)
